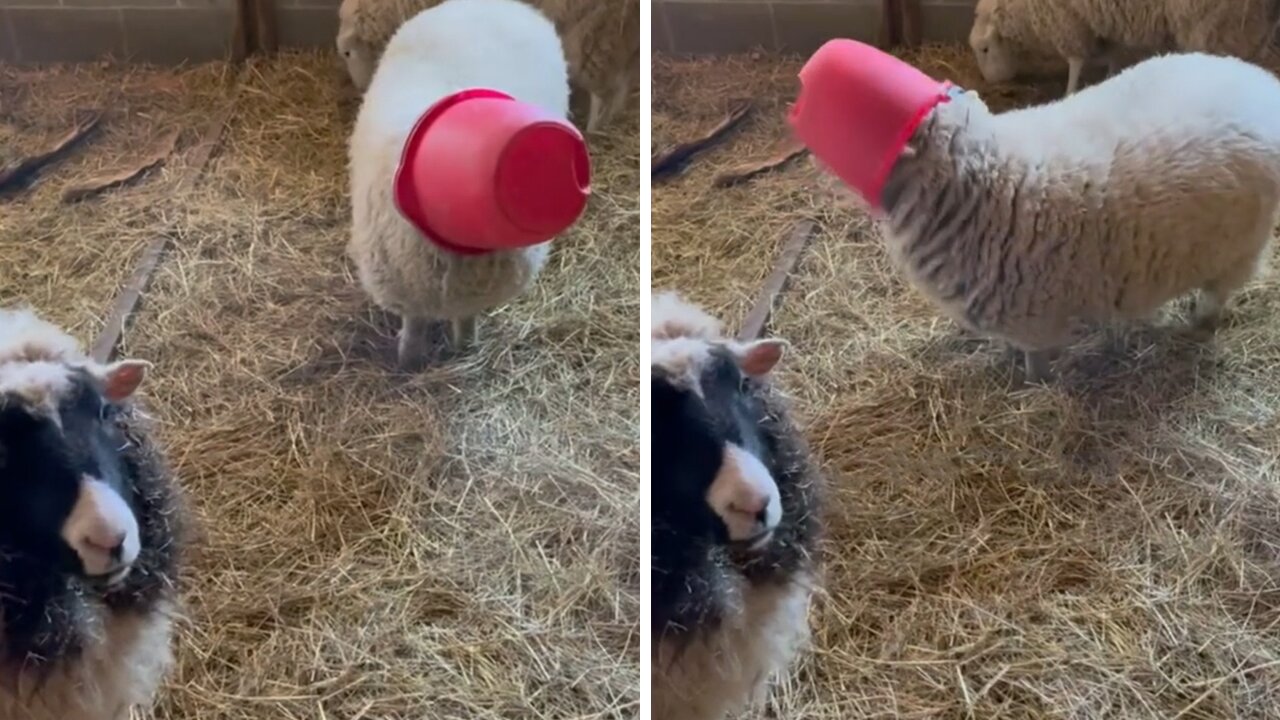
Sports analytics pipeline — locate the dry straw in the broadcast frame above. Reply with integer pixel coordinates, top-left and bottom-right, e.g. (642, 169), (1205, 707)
(1, 51), (638, 719)
(654, 45), (1280, 719)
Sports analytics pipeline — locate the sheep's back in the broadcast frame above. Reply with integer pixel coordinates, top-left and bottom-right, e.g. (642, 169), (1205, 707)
(893, 58), (1280, 347)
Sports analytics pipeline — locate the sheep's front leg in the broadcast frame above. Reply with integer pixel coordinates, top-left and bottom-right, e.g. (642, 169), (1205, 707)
(1065, 57), (1085, 95)
(398, 316), (433, 371)
(450, 316), (478, 349)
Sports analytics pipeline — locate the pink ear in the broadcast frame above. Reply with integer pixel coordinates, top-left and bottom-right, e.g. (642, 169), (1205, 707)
(102, 360), (149, 402)
(736, 339), (787, 377)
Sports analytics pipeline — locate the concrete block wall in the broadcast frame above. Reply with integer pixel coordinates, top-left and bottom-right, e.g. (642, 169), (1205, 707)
(0, 0), (341, 64)
(654, 0), (978, 55)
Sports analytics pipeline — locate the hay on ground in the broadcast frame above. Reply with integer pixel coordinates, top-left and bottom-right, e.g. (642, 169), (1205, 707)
(653, 46), (1280, 719)
(2, 51), (638, 719)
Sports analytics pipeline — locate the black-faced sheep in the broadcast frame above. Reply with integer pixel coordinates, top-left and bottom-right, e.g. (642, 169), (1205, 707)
(0, 308), (182, 720)
(651, 292), (821, 720)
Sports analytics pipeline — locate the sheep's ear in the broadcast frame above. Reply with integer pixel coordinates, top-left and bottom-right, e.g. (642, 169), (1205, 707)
(732, 339), (787, 377)
(101, 360), (150, 402)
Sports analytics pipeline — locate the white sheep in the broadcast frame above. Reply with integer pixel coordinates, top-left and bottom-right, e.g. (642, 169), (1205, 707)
(0, 308), (183, 720)
(969, 0), (1279, 96)
(651, 292), (821, 720)
(869, 52), (1280, 382)
(347, 0), (568, 368)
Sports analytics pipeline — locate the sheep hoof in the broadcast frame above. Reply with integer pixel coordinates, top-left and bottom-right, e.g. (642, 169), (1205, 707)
(1192, 296), (1227, 333)
(450, 317), (478, 349)
(1023, 350), (1055, 385)
(397, 317), (434, 371)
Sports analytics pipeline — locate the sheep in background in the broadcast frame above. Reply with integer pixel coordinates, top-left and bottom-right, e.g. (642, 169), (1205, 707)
(542, 0), (640, 132)
(651, 292), (821, 720)
(347, 0), (569, 368)
(336, 0), (444, 91)
(969, 0), (1280, 95)
(336, 0), (636, 133)
(0, 308), (183, 720)
(875, 53), (1280, 382)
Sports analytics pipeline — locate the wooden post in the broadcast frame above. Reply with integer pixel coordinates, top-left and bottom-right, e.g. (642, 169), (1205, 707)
(878, 0), (902, 49)
(231, 0), (251, 63)
(901, 0), (923, 48)
(252, 0), (278, 55)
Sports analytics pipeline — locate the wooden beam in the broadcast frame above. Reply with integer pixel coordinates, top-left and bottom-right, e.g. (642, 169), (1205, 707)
(878, 0), (902, 49)
(737, 220), (818, 342)
(652, 99), (754, 182)
(231, 0), (250, 64)
(901, 0), (923, 48)
(0, 112), (102, 196)
(252, 0), (278, 55)
(91, 92), (238, 363)
(62, 127), (180, 203)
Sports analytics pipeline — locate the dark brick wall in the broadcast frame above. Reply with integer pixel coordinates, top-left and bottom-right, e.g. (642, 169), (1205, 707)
(0, 0), (341, 63)
(654, 0), (978, 55)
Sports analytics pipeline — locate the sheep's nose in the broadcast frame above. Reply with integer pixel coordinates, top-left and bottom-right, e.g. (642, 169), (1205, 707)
(84, 531), (128, 561)
(729, 494), (768, 520)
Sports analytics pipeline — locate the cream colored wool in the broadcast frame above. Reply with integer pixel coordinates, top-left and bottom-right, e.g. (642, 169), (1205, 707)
(336, 0), (445, 90)
(877, 53), (1280, 381)
(0, 609), (175, 720)
(541, 0), (639, 132)
(970, 0), (1279, 95)
(347, 0), (567, 368)
(652, 577), (812, 720)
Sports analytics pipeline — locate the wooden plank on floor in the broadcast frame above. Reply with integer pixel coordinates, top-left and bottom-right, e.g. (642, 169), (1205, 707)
(737, 219), (818, 342)
(91, 86), (240, 363)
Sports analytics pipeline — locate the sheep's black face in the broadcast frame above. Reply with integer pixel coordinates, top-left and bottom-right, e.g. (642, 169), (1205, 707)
(0, 364), (146, 587)
(652, 344), (785, 554)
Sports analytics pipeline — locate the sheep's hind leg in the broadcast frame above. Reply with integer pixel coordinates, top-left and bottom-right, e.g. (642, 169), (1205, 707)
(397, 316), (434, 371)
(1194, 272), (1251, 331)
(1065, 57), (1085, 95)
(450, 316), (478, 350)
(587, 93), (605, 134)
(1023, 349), (1056, 385)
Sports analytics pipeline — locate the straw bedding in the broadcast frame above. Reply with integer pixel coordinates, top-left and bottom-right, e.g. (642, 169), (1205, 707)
(653, 47), (1280, 719)
(1, 51), (638, 719)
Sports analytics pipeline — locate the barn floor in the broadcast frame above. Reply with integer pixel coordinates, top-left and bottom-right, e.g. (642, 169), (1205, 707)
(654, 48), (1280, 719)
(1, 53), (638, 719)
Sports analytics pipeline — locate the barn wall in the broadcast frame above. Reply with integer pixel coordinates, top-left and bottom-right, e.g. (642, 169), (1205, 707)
(654, 0), (978, 55)
(0, 0), (340, 63)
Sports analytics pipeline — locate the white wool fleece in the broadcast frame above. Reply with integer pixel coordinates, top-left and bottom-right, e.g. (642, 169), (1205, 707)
(347, 0), (568, 323)
(880, 52), (1280, 358)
